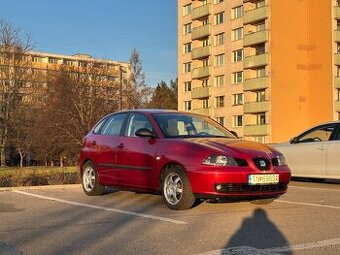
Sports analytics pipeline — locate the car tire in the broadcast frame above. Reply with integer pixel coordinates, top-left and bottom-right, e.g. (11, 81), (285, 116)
(161, 165), (196, 210)
(82, 161), (105, 196)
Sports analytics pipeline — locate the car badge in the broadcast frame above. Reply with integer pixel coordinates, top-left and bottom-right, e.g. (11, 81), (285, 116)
(259, 160), (267, 167)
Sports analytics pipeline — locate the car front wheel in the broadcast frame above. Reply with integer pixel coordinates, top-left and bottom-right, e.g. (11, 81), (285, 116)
(82, 161), (105, 196)
(161, 166), (195, 210)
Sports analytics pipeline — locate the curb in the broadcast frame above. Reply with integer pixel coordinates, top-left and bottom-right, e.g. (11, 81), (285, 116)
(0, 183), (81, 192)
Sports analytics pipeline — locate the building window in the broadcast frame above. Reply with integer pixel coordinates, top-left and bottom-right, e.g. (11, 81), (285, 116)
(32, 57), (43, 63)
(183, 23), (192, 35)
(201, 18), (209, 26)
(255, 43), (265, 55)
(233, 93), (244, 105)
(215, 54), (225, 67)
(184, 101), (192, 111)
(256, 113), (266, 125)
(232, 71), (244, 84)
(256, 90), (266, 102)
(202, 98), (209, 109)
(255, 0), (265, 8)
(233, 115), (243, 127)
(202, 58), (209, 67)
(256, 22), (265, 32)
(214, 0), (224, 4)
(183, 43), (192, 54)
(231, 6), (243, 19)
(183, 62), (192, 73)
(215, 12), (225, 25)
(48, 58), (58, 64)
(184, 81), (192, 92)
(232, 27), (243, 41)
(202, 38), (209, 47)
(216, 96), (225, 108)
(183, 3), (192, 16)
(215, 33), (225, 46)
(254, 136), (266, 143)
(216, 116), (225, 126)
(214, 75), (225, 87)
(256, 67), (266, 78)
(202, 79), (209, 87)
(232, 49), (243, 62)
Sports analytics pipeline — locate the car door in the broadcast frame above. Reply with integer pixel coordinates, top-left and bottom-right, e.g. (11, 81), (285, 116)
(276, 123), (337, 178)
(92, 113), (128, 185)
(326, 124), (340, 179)
(115, 113), (158, 189)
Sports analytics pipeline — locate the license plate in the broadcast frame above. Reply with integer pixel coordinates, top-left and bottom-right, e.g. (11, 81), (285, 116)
(248, 174), (279, 185)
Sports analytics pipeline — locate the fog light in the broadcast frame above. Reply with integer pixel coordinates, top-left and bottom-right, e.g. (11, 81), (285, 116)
(216, 184), (223, 191)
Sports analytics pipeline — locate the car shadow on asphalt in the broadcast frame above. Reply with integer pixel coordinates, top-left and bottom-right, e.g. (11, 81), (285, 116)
(222, 208), (292, 254)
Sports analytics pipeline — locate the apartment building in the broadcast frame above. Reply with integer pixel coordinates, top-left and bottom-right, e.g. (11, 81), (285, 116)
(178, 0), (336, 143)
(0, 50), (130, 106)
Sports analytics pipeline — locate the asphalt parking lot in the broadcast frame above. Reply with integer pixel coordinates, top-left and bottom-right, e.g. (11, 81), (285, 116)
(0, 180), (339, 255)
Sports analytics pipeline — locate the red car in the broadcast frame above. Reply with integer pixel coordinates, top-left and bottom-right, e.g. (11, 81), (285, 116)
(80, 110), (291, 210)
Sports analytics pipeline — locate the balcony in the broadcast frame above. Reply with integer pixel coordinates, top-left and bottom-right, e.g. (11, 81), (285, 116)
(244, 6), (269, 24)
(192, 107), (211, 116)
(191, 66), (211, 79)
(243, 30), (269, 47)
(192, 4), (211, 20)
(335, 30), (340, 42)
(244, 124), (269, 136)
(244, 77), (269, 91)
(244, 54), (269, 69)
(192, 24), (211, 40)
(191, 46), (211, 59)
(335, 54), (340, 65)
(244, 101), (269, 113)
(335, 77), (340, 89)
(334, 6), (340, 19)
(191, 86), (211, 99)
(335, 101), (340, 112)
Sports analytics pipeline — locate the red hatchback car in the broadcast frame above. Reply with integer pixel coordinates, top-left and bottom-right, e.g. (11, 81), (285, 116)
(80, 110), (291, 210)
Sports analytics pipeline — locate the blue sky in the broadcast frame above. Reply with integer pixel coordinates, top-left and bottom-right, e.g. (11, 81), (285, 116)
(0, 0), (178, 87)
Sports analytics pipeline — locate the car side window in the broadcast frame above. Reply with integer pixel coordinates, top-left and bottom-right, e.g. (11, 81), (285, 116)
(125, 113), (153, 137)
(101, 113), (127, 136)
(297, 124), (336, 143)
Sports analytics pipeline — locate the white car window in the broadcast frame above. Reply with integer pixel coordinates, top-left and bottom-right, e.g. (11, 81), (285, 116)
(296, 125), (335, 143)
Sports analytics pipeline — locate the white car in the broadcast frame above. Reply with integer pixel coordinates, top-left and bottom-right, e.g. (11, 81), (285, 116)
(272, 121), (340, 180)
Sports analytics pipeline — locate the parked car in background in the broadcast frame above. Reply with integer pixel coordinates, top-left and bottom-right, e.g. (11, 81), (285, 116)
(272, 121), (340, 181)
(80, 110), (291, 210)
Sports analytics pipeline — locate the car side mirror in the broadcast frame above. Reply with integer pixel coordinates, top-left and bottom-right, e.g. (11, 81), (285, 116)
(290, 137), (298, 144)
(230, 131), (238, 138)
(135, 128), (157, 138)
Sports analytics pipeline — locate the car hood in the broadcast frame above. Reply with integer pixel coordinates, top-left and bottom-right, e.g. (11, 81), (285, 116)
(184, 137), (276, 158)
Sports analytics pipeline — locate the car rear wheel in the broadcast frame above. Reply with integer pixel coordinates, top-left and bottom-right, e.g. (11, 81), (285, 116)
(82, 161), (105, 196)
(161, 166), (195, 210)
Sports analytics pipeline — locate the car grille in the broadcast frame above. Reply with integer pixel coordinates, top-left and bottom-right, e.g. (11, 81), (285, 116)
(214, 182), (288, 193)
(253, 157), (271, 171)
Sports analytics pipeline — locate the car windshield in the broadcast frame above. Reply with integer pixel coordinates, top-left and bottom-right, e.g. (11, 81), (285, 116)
(153, 112), (236, 138)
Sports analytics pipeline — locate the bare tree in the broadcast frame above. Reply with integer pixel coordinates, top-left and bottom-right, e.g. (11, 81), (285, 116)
(37, 64), (120, 163)
(0, 19), (32, 166)
(125, 48), (152, 109)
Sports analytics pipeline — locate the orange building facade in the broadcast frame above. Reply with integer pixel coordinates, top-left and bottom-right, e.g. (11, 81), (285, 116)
(178, 0), (337, 143)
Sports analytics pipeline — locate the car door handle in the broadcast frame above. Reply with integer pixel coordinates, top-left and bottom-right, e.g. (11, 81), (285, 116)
(91, 140), (96, 146)
(117, 143), (124, 149)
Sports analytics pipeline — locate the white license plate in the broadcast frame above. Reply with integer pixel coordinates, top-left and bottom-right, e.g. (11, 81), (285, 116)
(248, 174), (279, 185)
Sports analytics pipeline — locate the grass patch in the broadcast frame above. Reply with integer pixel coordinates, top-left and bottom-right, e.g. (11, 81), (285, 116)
(0, 166), (81, 187)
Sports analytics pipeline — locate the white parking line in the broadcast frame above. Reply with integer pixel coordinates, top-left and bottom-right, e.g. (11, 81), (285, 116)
(289, 185), (340, 192)
(197, 237), (340, 255)
(13, 190), (187, 225)
(275, 199), (340, 210)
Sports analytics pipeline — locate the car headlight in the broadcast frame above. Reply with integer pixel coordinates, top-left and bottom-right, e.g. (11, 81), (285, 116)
(276, 154), (287, 166)
(202, 155), (238, 167)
